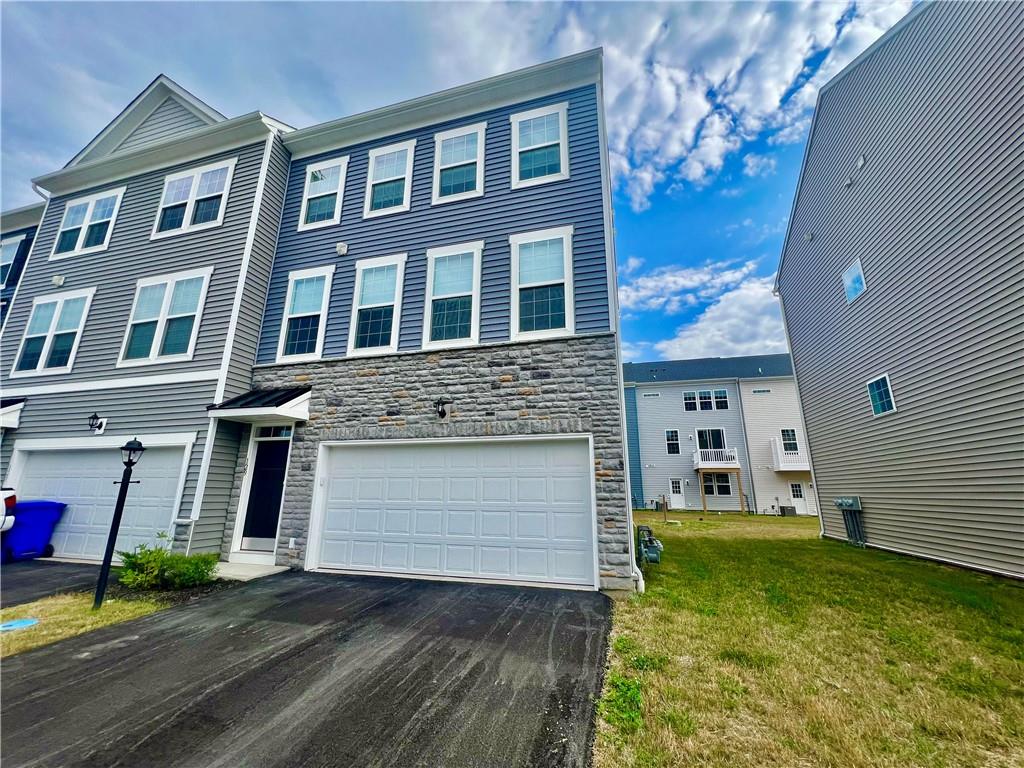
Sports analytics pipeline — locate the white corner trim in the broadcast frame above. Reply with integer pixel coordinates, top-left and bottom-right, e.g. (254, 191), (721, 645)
(188, 419), (218, 522)
(362, 138), (416, 219)
(510, 101), (570, 190)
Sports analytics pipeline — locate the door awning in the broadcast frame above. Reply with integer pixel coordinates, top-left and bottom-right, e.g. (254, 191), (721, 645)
(207, 387), (310, 424)
(0, 398), (26, 430)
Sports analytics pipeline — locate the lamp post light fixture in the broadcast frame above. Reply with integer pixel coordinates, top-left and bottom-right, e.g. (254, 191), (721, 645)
(93, 438), (146, 610)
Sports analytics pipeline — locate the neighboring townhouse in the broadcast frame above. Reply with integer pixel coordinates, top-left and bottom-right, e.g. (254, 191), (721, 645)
(0, 75), (292, 560)
(207, 49), (636, 591)
(776, 2), (1024, 578)
(623, 354), (817, 516)
(0, 201), (44, 325)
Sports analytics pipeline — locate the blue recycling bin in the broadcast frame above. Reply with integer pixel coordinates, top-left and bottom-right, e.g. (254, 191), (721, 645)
(1, 501), (67, 563)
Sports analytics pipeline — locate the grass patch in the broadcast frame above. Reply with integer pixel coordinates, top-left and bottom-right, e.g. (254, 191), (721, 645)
(1, 592), (165, 657)
(595, 511), (1024, 768)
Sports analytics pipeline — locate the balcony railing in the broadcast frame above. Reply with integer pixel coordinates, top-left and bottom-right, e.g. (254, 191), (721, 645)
(692, 447), (740, 468)
(770, 438), (810, 471)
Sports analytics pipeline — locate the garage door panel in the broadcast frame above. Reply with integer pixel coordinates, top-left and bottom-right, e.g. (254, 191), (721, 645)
(17, 446), (185, 560)
(315, 439), (596, 586)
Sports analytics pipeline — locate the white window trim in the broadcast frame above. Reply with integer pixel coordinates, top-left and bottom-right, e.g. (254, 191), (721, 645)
(150, 157), (238, 240)
(116, 265), (214, 368)
(509, 224), (575, 343)
(1, 233), (26, 288)
(683, 390), (698, 411)
(297, 156), (349, 232)
(510, 101), (570, 190)
(431, 122), (486, 205)
(275, 264), (336, 363)
(780, 428), (800, 452)
(843, 257), (867, 304)
(867, 373), (898, 416)
(49, 187), (126, 260)
(703, 472), (732, 497)
(9, 287), (96, 378)
(422, 240), (483, 351)
(665, 429), (680, 455)
(362, 139), (416, 219)
(713, 388), (730, 409)
(347, 253), (407, 357)
(696, 427), (728, 450)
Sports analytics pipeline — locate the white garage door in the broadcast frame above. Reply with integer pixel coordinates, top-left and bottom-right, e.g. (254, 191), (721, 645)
(312, 438), (596, 587)
(17, 446), (186, 560)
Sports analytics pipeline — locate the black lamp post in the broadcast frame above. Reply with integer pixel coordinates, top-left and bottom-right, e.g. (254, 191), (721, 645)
(93, 438), (145, 609)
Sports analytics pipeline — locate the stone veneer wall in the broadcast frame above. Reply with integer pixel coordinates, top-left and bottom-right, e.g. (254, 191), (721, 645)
(244, 332), (632, 590)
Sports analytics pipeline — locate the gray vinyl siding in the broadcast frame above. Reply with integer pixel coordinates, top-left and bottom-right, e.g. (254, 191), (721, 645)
(1, 224), (36, 325)
(0, 382), (216, 520)
(190, 419), (244, 553)
(116, 97), (210, 154)
(624, 386), (644, 507)
(222, 135), (291, 399)
(631, 381), (754, 511)
(256, 84), (609, 363)
(738, 378), (817, 516)
(776, 2), (1024, 576)
(1, 141), (266, 385)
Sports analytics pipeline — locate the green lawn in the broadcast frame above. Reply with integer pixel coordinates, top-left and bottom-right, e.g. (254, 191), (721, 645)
(595, 511), (1024, 768)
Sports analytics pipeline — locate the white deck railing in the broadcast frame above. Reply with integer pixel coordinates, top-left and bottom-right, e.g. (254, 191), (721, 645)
(692, 447), (740, 467)
(770, 438), (810, 470)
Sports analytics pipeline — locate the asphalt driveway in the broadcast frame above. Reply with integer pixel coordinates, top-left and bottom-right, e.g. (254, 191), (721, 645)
(1, 559), (102, 607)
(2, 572), (611, 768)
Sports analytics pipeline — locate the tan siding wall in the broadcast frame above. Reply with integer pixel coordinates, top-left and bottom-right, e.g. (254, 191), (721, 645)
(777, 2), (1024, 576)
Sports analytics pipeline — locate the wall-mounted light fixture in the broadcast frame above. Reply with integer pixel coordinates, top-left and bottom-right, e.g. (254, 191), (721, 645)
(335, 242), (349, 256)
(856, 154), (866, 169)
(803, 232), (814, 242)
(87, 412), (107, 435)
(52, 275), (66, 288)
(434, 398), (453, 419)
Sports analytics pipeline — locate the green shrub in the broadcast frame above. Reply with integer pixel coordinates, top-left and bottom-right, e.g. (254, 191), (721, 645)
(118, 537), (219, 591)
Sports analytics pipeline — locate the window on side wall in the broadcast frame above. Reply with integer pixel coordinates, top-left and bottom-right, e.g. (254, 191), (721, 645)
(510, 102), (569, 189)
(423, 242), (482, 350)
(781, 429), (799, 452)
(299, 157), (348, 230)
(698, 390), (714, 410)
(277, 265), (335, 362)
(665, 430), (680, 455)
(12, 288), (95, 376)
(432, 123), (485, 204)
(703, 472), (732, 496)
(867, 374), (897, 416)
(842, 258), (867, 303)
(363, 140), (415, 218)
(119, 267), (213, 366)
(509, 225), (574, 342)
(348, 254), (407, 355)
(1, 234), (25, 286)
(683, 391), (697, 411)
(153, 159), (236, 237)
(51, 188), (126, 258)
(714, 389), (729, 409)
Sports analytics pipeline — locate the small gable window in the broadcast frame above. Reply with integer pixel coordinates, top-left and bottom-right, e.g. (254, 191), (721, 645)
(153, 158), (236, 237)
(432, 123), (485, 204)
(364, 140), (415, 218)
(299, 158), (348, 230)
(510, 102), (569, 189)
(51, 188), (125, 259)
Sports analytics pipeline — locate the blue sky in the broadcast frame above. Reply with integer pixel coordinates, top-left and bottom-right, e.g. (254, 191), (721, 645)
(0, 1), (910, 361)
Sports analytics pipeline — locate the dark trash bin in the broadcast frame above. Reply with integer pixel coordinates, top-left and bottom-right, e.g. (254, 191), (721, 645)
(1, 501), (67, 563)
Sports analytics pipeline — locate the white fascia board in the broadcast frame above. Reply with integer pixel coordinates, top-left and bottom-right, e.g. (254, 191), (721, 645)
(285, 49), (602, 160)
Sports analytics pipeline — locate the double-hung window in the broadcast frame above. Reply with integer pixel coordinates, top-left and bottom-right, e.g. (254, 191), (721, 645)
(1, 234), (25, 287)
(703, 473), (732, 497)
(363, 140), (415, 218)
(119, 267), (213, 365)
(432, 123), (485, 204)
(277, 265), (335, 361)
(298, 157), (348, 230)
(12, 288), (95, 376)
(509, 225), (575, 341)
(51, 188), (125, 258)
(510, 102), (569, 189)
(714, 389), (729, 409)
(867, 374), (897, 416)
(698, 390), (714, 410)
(665, 430), (680, 455)
(683, 391), (698, 411)
(423, 241), (482, 349)
(153, 158), (236, 237)
(781, 429), (799, 452)
(348, 254), (407, 355)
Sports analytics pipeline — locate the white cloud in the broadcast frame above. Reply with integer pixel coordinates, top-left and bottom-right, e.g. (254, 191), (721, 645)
(618, 259), (758, 315)
(742, 152), (777, 177)
(653, 275), (788, 359)
(619, 340), (653, 362)
(620, 256), (645, 275)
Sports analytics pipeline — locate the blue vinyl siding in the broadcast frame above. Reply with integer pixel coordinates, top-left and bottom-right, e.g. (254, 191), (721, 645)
(624, 385), (644, 508)
(256, 84), (609, 363)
